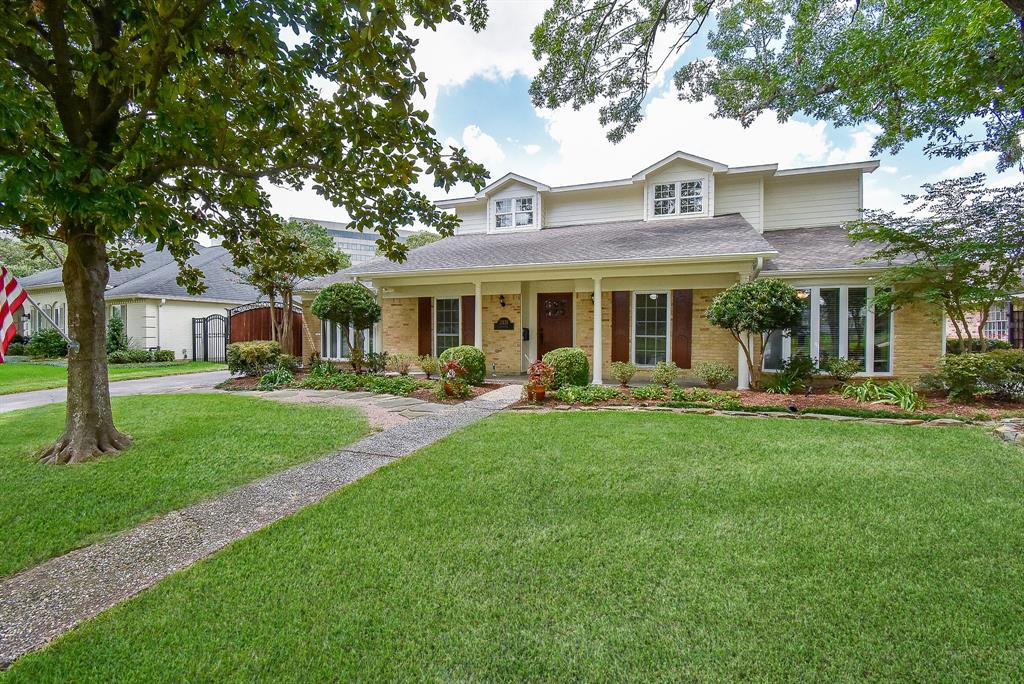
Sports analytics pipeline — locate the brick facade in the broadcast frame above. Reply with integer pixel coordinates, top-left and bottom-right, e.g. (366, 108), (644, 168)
(382, 297), (420, 358)
(481, 293), (522, 374)
(893, 301), (944, 381)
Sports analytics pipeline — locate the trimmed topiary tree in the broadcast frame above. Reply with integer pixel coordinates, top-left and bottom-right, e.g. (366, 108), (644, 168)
(541, 347), (590, 389)
(705, 279), (804, 388)
(439, 345), (486, 385)
(312, 283), (382, 354)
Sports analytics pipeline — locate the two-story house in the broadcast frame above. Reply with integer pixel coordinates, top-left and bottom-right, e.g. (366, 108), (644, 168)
(301, 151), (943, 387)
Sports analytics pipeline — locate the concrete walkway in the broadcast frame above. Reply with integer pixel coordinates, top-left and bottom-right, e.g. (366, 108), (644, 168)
(0, 370), (232, 414)
(0, 383), (521, 668)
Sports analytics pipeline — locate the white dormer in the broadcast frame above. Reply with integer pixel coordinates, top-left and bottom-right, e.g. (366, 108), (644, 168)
(474, 173), (547, 234)
(632, 151), (724, 221)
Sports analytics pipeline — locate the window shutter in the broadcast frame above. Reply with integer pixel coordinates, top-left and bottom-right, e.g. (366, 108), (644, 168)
(461, 295), (475, 346)
(417, 297), (432, 356)
(672, 289), (693, 369)
(611, 291), (630, 362)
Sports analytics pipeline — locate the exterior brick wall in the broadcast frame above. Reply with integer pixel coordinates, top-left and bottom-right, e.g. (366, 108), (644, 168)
(382, 298), (420, 358)
(690, 288), (739, 374)
(481, 293), (521, 373)
(574, 292), (612, 377)
(893, 301), (944, 382)
(300, 298), (320, 363)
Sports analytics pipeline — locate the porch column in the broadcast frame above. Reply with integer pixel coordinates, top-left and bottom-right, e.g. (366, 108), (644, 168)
(592, 277), (603, 384)
(737, 334), (751, 390)
(474, 281), (483, 351)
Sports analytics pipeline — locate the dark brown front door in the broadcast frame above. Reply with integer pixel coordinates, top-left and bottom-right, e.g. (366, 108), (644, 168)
(537, 293), (574, 357)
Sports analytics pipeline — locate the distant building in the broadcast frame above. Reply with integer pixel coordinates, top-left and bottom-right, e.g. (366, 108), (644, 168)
(292, 217), (414, 265)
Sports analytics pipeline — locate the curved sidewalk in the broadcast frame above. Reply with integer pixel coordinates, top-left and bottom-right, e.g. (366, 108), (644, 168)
(0, 383), (521, 668)
(0, 370), (232, 414)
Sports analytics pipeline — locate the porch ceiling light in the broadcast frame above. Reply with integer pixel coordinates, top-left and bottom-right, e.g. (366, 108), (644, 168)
(649, 293), (658, 300)
(499, 295), (506, 308)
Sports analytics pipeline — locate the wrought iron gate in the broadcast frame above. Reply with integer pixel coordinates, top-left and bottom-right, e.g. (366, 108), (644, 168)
(192, 314), (228, 362)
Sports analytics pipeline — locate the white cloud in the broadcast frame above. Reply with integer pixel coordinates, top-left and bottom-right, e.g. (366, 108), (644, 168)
(523, 144), (541, 155)
(448, 124), (506, 168)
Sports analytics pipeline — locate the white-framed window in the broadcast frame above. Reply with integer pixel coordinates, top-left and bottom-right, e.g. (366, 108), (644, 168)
(632, 291), (670, 366)
(651, 179), (704, 217)
(985, 303), (1009, 340)
(494, 196), (534, 229)
(108, 304), (127, 329)
(320, 320), (372, 360)
(762, 285), (893, 375)
(435, 297), (460, 355)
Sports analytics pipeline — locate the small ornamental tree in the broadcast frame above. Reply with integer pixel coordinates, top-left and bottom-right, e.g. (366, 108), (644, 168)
(105, 310), (129, 355)
(705, 279), (804, 387)
(311, 283), (382, 354)
(848, 174), (1024, 352)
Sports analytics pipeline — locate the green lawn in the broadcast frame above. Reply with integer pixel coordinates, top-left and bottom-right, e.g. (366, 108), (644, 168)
(5, 412), (1023, 681)
(0, 394), (368, 576)
(0, 360), (226, 395)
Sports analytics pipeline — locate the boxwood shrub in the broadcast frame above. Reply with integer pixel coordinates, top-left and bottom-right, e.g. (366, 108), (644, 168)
(438, 345), (486, 385)
(227, 341), (281, 377)
(26, 329), (68, 358)
(541, 347), (589, 389)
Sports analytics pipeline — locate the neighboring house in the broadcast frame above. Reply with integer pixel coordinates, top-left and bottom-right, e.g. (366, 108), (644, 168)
(300, 151), (944, 388)
(945, 296), (1024, 347)
(293, 217), (415, 265)
(17, 243), (259, 359)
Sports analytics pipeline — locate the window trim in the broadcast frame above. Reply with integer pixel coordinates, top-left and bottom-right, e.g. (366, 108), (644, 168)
(630, 290), (671, 367)
(648, 177), (708, 220)
(761, 284), (894, 377)
(433, 296), (461, 356)
(491, 194), (537, 231)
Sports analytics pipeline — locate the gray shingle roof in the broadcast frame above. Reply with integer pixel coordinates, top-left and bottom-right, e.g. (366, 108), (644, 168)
(20, 243), (259, 303)
(311, 214), (775, 285)
(761, 225), (910, 273)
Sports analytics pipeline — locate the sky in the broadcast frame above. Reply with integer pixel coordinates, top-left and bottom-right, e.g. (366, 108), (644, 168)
(265, 0), (1024, 227)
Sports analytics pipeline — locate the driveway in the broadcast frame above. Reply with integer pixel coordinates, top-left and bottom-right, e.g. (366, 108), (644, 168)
(0, 370), (232, 414)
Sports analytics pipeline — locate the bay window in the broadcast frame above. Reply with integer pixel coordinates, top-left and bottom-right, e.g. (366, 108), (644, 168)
(494, 196), (534, 229)
(762, 285), (892, 375)
(435, 297), (460, 355)
(633, 292), (669, 366)
(651, 179), (704, 217)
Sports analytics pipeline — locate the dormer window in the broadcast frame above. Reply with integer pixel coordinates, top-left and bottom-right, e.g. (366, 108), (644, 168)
(495, 196), (534, 228)
(652, 180), (704, 217)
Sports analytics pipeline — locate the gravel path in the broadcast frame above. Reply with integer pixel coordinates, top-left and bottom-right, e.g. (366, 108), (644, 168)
(0, 383), (522, 668)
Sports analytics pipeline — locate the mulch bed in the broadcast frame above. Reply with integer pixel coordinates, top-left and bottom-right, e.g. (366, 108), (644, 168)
(514, 386), (1023, 419)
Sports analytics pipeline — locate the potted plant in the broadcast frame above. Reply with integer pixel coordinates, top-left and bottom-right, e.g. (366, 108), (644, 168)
(440, 359), (470, 398)
(526, 359), (554, 401)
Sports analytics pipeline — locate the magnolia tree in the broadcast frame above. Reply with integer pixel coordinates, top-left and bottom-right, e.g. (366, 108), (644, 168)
(232, 219), (348, 356)
(849, 174), (1024, 351)
(0, 1), (488, 464)
(705, 279), (804, 387)
(531, 0), (1024, 169)
(312, 283), (382, 355)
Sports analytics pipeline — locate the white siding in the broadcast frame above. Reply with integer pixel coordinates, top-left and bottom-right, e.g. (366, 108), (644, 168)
(159, 300), (232, 359)
(454, 202), (487, 234)
(715, 175), (762, 231)
(544, 185), (643, 227)
(763, 171), (862, 231)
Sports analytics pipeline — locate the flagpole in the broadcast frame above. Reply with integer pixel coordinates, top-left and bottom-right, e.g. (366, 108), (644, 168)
(19, 287), (80, 353)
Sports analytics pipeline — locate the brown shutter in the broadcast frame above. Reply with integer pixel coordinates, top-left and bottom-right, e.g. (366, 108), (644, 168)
(461, 295), (475, 346)
(611, 291), (630, 362)
(672, 289), (693, 369)
(417, 297), (432, 356)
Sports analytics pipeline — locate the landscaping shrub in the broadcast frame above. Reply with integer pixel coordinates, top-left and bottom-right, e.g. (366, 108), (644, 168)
(669, 387), (744, 410)
(841, 379), (926, 411)
(435, 359), (472, 399)
(107, 350), (132, 364)
(933, 352), (1015, 402)
(365, 351), (389, 374)
(541, 347), (589, 389)
(105, 311), (129, 354)
(609, 361), (637, 387)
(363, 374), (422, 396)
(945, 337), (1012, 354)
(152, 349), (175, 362)
(650, 360), (681, 387)
(26, 329), (68, 358)
(527, 359), (555, 389)
(276, 354), (300, 373)
(418, 355), (441, 379)
(386, 353), (415, 375)
(6, 342), (26, 356)
(107, 348), (153, 364)
(257, 367), (294, 391)
(762, 354), (817, 394)
(630, 384), (665, 401)
(440, 345), (487, 385)
(227, 341), (281, 377)
(693, 360), (735, 389)
(553, 384), (624, 405)
(823, 356), (862, 383)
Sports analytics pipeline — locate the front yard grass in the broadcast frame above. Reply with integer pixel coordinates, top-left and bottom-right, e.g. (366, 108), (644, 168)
(5, 412), (1024, 681)
(0, 360), (226, 395)
(0, 394), (368, 576)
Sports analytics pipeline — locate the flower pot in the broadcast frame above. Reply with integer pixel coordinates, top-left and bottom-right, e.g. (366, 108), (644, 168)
(526, 384), (546, 401)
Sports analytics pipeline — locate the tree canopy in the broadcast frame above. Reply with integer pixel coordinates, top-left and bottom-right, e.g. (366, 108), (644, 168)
(311, 282), (381, 351)
(848, 174), (1024, 350)
(530, 0), (1024, 169)
(0, 0), (490, 463)
(0, 236), (63, 276)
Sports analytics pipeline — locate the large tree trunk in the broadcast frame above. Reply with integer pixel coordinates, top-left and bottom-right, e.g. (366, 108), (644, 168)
(39, 233), (132, 464)
(280, 290), (294, 356)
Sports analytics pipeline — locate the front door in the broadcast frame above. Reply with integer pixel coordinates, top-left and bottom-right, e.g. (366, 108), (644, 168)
(537, 293), (574, 357)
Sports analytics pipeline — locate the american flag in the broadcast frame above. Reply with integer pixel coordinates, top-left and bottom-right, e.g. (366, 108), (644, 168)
(1, 265), (27, 364)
